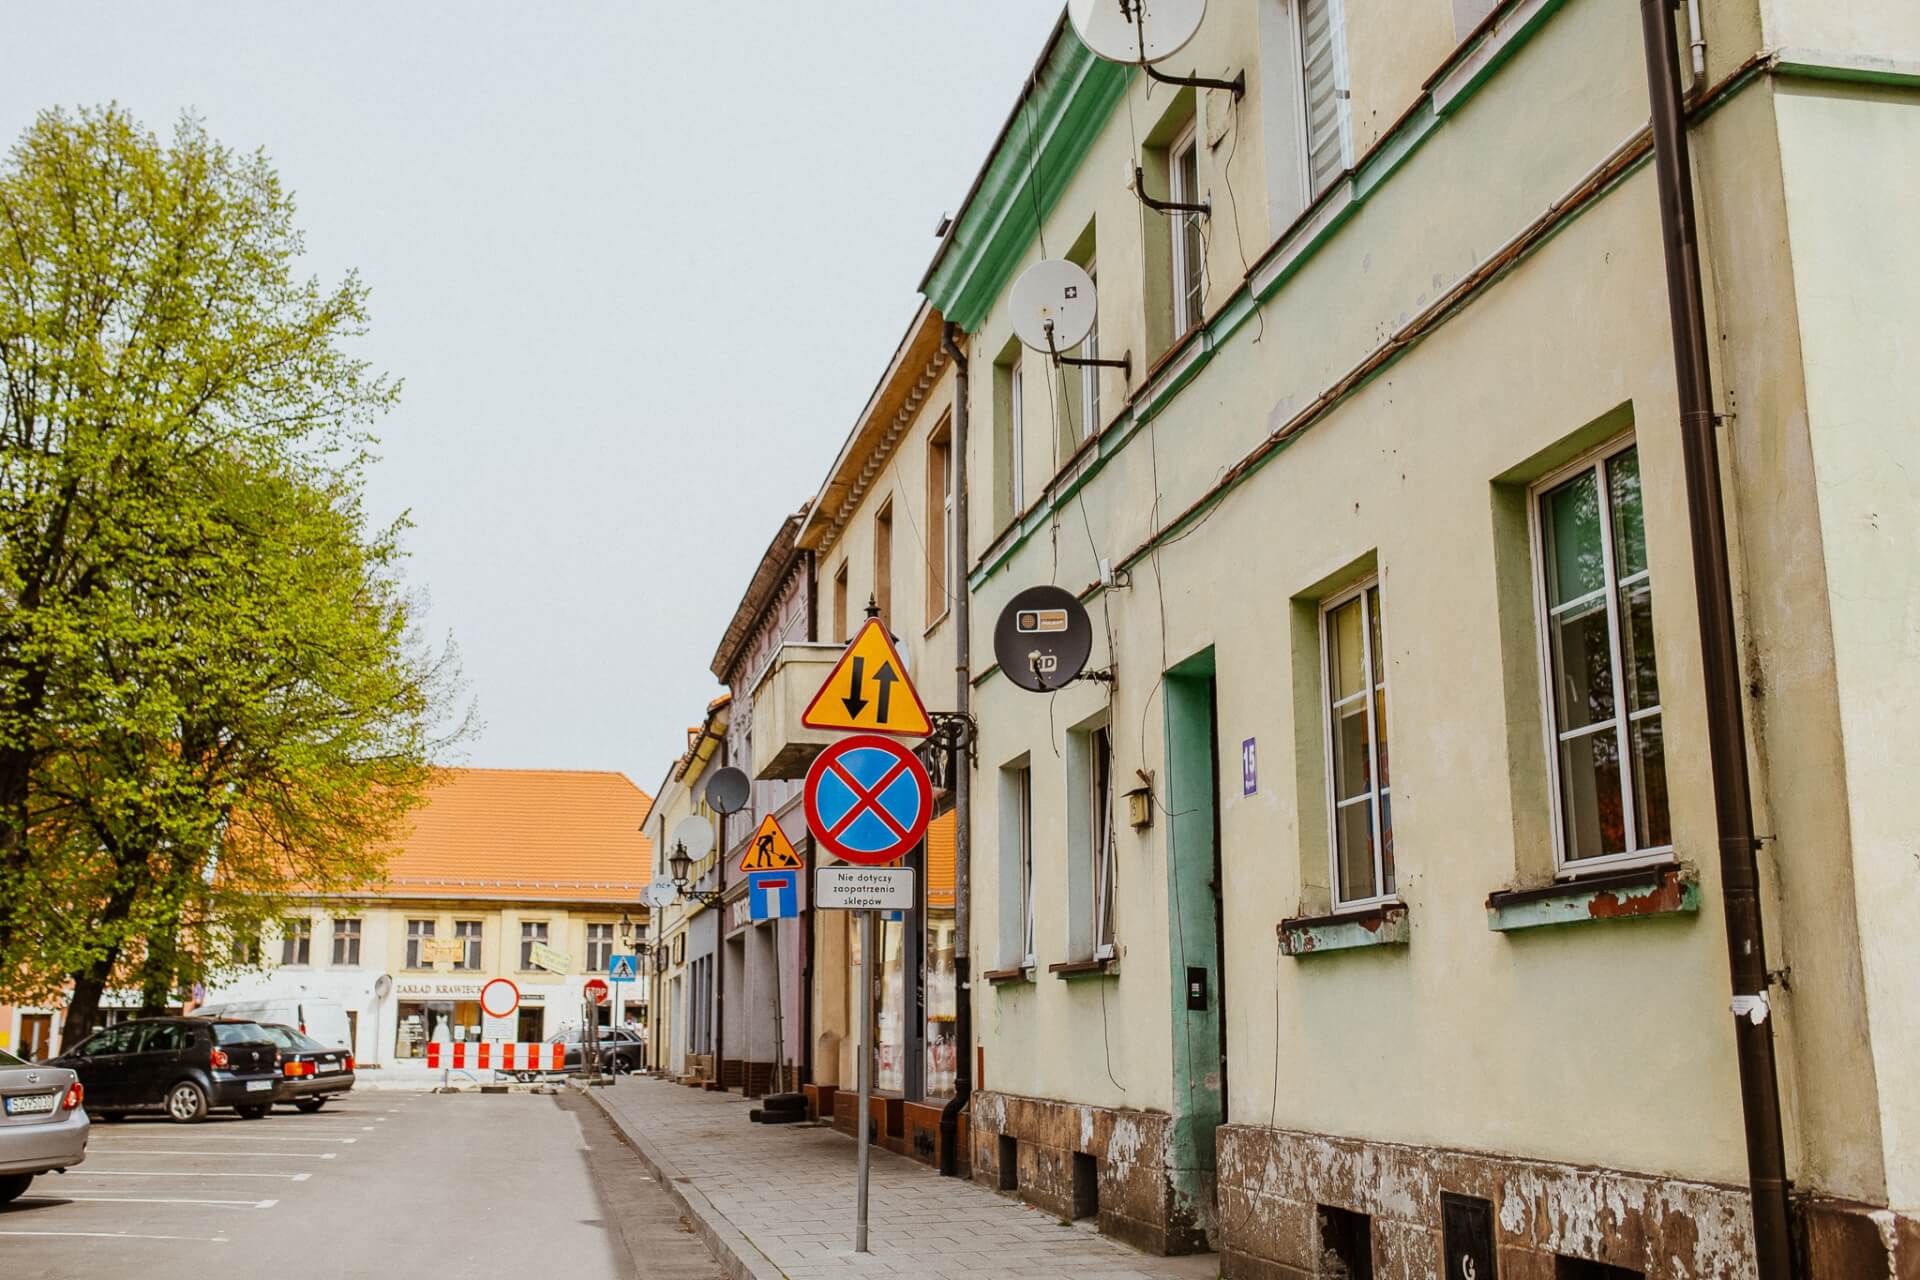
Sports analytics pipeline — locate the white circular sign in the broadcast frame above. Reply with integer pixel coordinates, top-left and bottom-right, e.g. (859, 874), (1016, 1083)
(1010, 259), (1099, 354)
(1068, 0), (1207, 66)
(479, 977), (520, 1019)
(672, 815), (715, 861)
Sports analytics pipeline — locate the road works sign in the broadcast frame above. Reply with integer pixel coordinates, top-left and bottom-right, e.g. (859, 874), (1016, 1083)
(800, 617), (932, 738)
(738, 813), (802, 872)
(748, 870), (800, 921)
(804, 734), (933, 866)
(816, 866), (916, 911)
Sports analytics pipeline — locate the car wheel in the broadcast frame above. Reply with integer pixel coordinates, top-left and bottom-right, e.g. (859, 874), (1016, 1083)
(236, 1104), (270, 1120)
(0, 1173), (32, 1205)
(610, 1055), (631, 1076)
(294, 1098), (326, 1114)
(165, 1080), (210, 1123)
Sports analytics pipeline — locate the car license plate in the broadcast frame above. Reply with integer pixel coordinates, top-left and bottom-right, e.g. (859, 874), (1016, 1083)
(246, 1080), (274, 1092)
(4, 1092), (57, 1115)
(315, 1062), (340, 1074)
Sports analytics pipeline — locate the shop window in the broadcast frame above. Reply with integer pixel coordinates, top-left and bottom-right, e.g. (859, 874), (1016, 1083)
(280, 917), (312, 966)
(454, 920), (483, 970)
(331, 917), (362, 967)
(1556, 1260), (1643, 1280)
(587, 922), (614, 973)
(405, 918), (435, 970)
(1322, 579), (1395, 908)
(1317, 1204), (1374, 1280)
(520, 920), (550, 971)
(1534, 439), (1670, 873)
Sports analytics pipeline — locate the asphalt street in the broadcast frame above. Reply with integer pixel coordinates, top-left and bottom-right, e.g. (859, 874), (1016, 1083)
(0, 1086), (720, 1279)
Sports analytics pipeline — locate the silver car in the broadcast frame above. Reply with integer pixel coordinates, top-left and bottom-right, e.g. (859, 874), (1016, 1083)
(0, 1045), (89, 1204)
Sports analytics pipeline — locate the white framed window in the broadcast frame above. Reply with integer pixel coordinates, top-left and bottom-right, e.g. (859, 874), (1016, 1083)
(586, 922), (614, 973)
(1533, 439), (1670, 872)
(280, 917), (312, 967)
(1169, 124), (1205, 335)
(998, 762), (1035, 970)
(330, 917), (362, 967)
(520, 920), (550, 971)
(454, 920), (483, 971)
(405, 918), (435, 970)
(1091, 726), (1117, 958)
(1019, 767), (1034, 968)
(1321, 579), (1394, 908)
(1299, 0), (1353, 200)
(1081, 259), (1102, 440)
(1010, 360), (1026, 512)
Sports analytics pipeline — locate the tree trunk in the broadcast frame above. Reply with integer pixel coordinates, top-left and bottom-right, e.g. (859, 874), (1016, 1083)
(61, 952), (120, 1047)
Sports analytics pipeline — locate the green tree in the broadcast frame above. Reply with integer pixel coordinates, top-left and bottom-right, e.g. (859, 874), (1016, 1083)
(0, 106), (464, 1036)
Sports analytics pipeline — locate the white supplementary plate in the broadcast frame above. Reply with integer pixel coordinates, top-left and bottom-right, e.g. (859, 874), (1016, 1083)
(815, 866), (915, 911)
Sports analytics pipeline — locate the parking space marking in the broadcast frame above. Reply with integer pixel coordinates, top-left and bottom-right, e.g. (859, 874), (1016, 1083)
(0, 1230), (231, 1243)
(90, 1148), (337, 1159)
(75, 1169), (312, 1181)
(100, 1132), (360, 1143)
(18, 1194), (279, 1208)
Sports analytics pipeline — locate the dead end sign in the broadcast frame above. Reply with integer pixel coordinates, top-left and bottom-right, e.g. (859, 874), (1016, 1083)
(803, 734), (933, 867)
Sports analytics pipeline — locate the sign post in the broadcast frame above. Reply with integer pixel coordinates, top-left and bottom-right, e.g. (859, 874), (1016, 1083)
(855, 907), (873, 1253)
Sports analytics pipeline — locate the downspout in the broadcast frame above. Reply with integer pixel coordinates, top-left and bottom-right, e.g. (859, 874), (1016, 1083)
(711, 746), (726, 1086)
(802, 548), (819, 1089)
(938, 322), (972, 1177)
(1638, 6), (1795, 1278)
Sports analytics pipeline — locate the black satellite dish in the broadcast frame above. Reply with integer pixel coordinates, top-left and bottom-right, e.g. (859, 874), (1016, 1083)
(994, 585), (1094, 692)
(705, 767), (751, 816)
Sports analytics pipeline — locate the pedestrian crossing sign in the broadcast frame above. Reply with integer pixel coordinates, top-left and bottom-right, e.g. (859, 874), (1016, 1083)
(607, 954), (639, 983)
(739, 813), (803, 872)
(800, 617), (932, 738)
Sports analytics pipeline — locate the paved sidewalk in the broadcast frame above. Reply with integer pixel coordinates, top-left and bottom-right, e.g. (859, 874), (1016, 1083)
(588, 1078), (1220, 1280)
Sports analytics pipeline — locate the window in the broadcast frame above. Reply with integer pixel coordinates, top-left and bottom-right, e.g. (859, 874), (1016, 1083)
(331, 917), (362, 967)
(1322, 580), (1393, 907)
(454, 920), (483, 971)
(1080, 259), (1103, 440)
(1170, 124), (1204, 336)
(586, 923), (614, 973)
(280, 917), (312, 966)
(1010, 361), (1026, 512)
(992, 338), (1026, 530)
(1535, 441), (1669, 870)
(926, 423), (951, 624)
(997, 763), (1034, 970)
(1091, 727), (1116, 957)
(405, 918), (435, 970)
(520, 920), (550, 970)
(1318, 1205), (1375, 1280)
(232, 933), (261, 966)
(1300, 0), (1353, 200)
(833, 561), (849, 644)
(874, 500), (894, 629)
(1067, 723), (1119, 963)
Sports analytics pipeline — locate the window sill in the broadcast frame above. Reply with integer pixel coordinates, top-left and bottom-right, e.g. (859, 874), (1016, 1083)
(983, 966), (1034, 987)
(1278, 904), (1410, 957)
(1486, 861), (1698, 933)
(1048, 958), (1118, 982)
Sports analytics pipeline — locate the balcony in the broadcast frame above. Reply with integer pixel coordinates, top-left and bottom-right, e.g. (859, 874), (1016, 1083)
(748, 642), (842, 779)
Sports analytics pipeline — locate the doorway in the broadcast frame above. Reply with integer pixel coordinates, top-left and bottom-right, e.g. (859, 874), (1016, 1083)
(1164, 650), (1226, 1245)
(21, 1013), (54, 1061)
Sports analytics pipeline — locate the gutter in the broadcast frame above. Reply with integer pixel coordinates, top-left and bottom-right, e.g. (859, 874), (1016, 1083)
(937, 322), (973, 1178)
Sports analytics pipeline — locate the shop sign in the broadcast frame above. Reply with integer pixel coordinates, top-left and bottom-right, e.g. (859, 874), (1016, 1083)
(393, 980), (543, 1003)
(529, 941), (571, 974)
(420, 938), (465, 964)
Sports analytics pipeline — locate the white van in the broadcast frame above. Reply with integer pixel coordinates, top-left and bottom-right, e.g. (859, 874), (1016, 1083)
(194, 997), (353, 1051)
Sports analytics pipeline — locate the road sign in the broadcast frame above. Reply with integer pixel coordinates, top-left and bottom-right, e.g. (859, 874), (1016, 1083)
(607, 954), (639, 983)
(748, 870), (801, 921)
(804, 734), (934, 866)
(479, 977), (520, 1019)
(529, 942), (571, 974)
(815, 866), (916, 911)
(584, 978), (610, 1006)
(739, 813), (803, 872)
(801, 617), (933, 738)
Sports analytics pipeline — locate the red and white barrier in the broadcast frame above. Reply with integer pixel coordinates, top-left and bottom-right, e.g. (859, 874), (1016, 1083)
(425, 1041), (565, 1071)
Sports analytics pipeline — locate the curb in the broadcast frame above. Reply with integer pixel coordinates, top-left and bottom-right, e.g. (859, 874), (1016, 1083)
(580, 1082), (787, 1280)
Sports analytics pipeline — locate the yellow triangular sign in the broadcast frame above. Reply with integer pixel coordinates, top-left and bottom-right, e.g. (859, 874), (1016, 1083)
(801, 617), (933, 738)
(739, 814), (803, 872)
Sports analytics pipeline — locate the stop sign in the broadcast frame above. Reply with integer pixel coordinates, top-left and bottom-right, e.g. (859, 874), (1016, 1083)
(584, 978), (610, 1005)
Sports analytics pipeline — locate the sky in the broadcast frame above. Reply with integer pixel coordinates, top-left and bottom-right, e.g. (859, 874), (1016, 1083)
(1, 1), (1063, 794)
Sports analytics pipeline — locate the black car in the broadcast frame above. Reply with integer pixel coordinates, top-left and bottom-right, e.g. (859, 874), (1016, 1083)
(50, 1018), (280, 1123)
(256, 1023), (354, 1111)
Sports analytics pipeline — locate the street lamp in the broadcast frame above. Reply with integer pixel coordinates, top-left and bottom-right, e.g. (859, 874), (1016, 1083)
(669, 840), (724, 907)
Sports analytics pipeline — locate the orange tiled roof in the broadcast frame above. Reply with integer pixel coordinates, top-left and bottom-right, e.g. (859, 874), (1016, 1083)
(372, 768), (654, 903)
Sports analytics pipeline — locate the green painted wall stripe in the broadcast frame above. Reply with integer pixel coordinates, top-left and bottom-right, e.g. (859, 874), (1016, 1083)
(1773, 55), (1920, 92)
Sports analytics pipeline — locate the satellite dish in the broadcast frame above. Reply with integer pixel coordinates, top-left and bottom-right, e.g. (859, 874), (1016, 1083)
(672, 815), (714, 861)
(705, 766), (751, 816)
(994, 585), (1096, 692)
(1010, 259), (1099, 353)
(642, 876), (679, 909)
(1069, 0), (1207, 66)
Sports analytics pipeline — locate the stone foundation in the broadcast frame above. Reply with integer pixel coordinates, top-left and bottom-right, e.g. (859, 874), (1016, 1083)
(1798, 1197), (1920, 1280)
(1216, 1124), (1755, 1279)
(969, 1089), (1205, 1256)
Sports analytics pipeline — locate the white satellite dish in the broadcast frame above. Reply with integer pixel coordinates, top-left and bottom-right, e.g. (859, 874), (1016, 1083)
(672, 815), (714, 861)
(642, 876), (679, 909)
(1068, 0), (1207, 66)
(1010, 259), (1099, 354)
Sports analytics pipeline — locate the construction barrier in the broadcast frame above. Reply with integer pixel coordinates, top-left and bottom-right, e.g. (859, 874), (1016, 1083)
(425, 1041), (565, 1071)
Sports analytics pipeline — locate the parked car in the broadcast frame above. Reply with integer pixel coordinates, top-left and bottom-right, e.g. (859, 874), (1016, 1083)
(49, 1018), (280, 1123)
(256, 1023), (354, 1111)
(0, 1047), (88, 1204)
(193, 997), (352, 1050)
(547, 1027), (646, 1075)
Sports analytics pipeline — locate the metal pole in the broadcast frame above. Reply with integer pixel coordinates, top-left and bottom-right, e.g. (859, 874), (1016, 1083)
(770, 916), (787, 1096)
(855, 909), (873, 1252)
(1638, 5), (1796, 1276)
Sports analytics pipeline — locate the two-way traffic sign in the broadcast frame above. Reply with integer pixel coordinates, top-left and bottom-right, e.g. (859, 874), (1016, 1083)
(801, 617), (932, 738)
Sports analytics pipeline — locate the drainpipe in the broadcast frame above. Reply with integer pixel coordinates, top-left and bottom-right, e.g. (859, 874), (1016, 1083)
(1638, 6), (1795, 1277)
(937, 322), (973, 1177)
(802, 548), (819, 1090)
